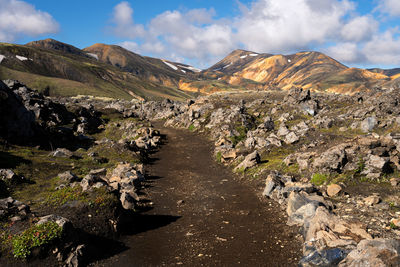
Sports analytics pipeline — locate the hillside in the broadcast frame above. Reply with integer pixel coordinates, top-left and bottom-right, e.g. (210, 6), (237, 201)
(0, 38), (398, 98)
(0, 40), (193, 100)
(179, 50), (392, 95)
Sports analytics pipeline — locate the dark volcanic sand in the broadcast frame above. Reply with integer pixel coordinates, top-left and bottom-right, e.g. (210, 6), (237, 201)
(92, 125), (302, 266)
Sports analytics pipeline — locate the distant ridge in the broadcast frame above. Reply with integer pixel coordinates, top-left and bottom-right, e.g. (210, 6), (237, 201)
(0, 38), (399, 98)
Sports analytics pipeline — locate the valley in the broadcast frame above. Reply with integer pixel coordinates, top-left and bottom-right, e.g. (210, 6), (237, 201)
(1, 38), (400, 266)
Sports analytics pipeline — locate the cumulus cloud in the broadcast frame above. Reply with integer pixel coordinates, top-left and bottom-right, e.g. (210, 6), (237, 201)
(111, 1), (145, 39)
(324, 42), (365, 63)
(111, 4), (235, 66)
(363, 31), (400, 65)
(377, 0), (400, 17)
(109, 0), (400, 67)
(0, 0), (59, 42)
(340, 16), (378, 42)
(235, 0), (353, 53)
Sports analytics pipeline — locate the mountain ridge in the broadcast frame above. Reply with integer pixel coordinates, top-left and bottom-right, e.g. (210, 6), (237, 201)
(1, 38), (399, 98)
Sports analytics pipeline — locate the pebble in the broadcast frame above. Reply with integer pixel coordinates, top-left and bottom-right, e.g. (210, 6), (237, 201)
(364, 195), (381, 206)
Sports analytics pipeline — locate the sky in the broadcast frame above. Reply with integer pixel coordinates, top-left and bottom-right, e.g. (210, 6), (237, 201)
(1, 0), (400, 69)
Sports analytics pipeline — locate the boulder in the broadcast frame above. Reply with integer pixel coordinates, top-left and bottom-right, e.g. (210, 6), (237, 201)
(65, 244), (85, 267)
(50, 148), (73, 158)
(234, 151), (260, 171)
(360, 117), (377, 132)
(339, 239), (400, 267)
(277, 124), (290, 137)
(390, 178), (400, 187)
(120, 191), (137, 210)
(364, 195), (381, 206)
(37, 214), (71, 231)
(327, 184), (342, 197)
(285, 132), (299, 144)
(286, 191), (323, 218)
(0, 169), (19, 182)
(262, 173), (283, 198)
(258, 116), (274, 131)
(300, 248), (349, 267)
(58, 171), (78, 183)
(365, 155), (390, 171)
(313, 144), (348, 173)
(361, 155), (391, 179)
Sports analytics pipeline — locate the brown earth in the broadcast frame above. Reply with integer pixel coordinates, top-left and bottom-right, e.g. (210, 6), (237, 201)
(92, 125), (302, 266)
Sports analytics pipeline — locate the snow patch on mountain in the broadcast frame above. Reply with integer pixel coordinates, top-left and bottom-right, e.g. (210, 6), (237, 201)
(240, 55), (248, 59)
(0, 55), (5, 64)
(249, 53), (258, 57)
(163, 60), (178, 70)
(16, 55), (29, 61)
(223, 62), (233, 69)
(178, 65), (201, 73)
(87, 53), (99, 60)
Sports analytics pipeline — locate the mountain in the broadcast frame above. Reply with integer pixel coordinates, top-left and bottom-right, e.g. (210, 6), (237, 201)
(0, 39), (194, 100)
(206, 49), (273, 74)
(0, 38), (397, 99)
(84, 43), (189, 88)
(27, 38), (90, 58)
(368, 68), (400, 78)
(180, 50), (392, 95)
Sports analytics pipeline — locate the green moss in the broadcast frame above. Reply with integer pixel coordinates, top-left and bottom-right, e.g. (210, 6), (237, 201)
(188, 124), (196, 131)
(311, 173), (328, 186)
(390, 222), (399, 230)
(235, 167), (246, 174)
(11, 222), (62, 259)
(216, 151), (222, 163)
(45, 186), (87, 207)
(319, 125), (363, 138)
(229, 125), (247, 146)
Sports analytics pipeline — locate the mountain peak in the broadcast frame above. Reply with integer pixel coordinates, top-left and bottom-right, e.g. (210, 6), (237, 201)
(26, 38), (87, 57)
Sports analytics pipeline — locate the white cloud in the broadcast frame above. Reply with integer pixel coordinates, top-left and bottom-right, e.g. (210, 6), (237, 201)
(109, 0), (400, 67)
(111, 4), (235, 66)
(111, 1), (145, 39)
(363, 31), (400, 65)
(234, 0), (353, 53)
(119, 41), (140, 52)
(377, 0), (400, 17)
(341, 16), (378, 42)
(0, 0), (59, 42)
(324, 42), (364, 63)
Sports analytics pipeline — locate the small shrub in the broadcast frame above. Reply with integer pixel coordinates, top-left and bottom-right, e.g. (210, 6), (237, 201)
(229, 126), (247, 146)
(311, 173), (328, 186)
(390, 222), (399, 230)
(12, 222), (62, 259)
(216, 151), (222, 163)
(356, 157), (365, 173)
(46, 186), (86, 206)
(188, 124), (196, 131)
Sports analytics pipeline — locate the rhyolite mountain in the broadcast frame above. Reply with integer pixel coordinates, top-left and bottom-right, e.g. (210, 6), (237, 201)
(0, 38), (399, 99)
(189, 49), (394, 94)
(0, 39), (194, 100)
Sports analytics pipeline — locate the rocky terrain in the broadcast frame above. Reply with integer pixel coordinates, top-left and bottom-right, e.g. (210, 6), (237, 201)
(2, 73), (400, 266)
(0, 79), (163, 266)
(123, 85), (400, 266)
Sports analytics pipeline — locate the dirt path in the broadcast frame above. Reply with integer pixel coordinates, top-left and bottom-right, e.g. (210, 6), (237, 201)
(95, 126), (302, 266)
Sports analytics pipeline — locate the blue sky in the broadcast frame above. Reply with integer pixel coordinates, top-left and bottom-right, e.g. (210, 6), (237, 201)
(1, 0), (400, 69)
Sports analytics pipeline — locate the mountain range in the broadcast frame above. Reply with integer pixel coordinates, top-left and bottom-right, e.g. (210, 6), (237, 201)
(0, 38), (399, 100)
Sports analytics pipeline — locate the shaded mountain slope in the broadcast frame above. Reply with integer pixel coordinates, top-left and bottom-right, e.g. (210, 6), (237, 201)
(0, 41), (193, 100)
